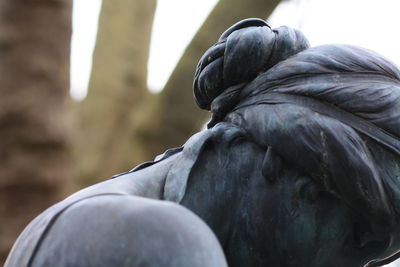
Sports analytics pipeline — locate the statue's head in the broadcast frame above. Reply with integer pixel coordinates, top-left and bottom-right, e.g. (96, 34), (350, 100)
(193, 18), (400, 266)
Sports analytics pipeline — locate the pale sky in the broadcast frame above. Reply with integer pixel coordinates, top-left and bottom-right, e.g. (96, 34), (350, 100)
(268, 0), (400, 64)
(70, 0), (102, 100)
(70, 0), (400, 100)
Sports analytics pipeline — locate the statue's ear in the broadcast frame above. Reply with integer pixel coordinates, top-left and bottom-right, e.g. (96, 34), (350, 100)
(163, 129), (214, 203)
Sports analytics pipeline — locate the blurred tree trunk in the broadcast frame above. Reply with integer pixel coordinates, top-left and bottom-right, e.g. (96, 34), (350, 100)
(0, 0), (72, 264)
(76, 0), (157, 185)
(138, 0), (283, 159)
(80, 0), (282, 185)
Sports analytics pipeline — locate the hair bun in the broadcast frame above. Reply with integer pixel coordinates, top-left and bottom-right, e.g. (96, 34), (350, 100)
(193, 18), (310, 110)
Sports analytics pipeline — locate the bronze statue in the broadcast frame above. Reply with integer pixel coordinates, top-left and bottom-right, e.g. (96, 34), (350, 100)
(6, 18), (400, 267)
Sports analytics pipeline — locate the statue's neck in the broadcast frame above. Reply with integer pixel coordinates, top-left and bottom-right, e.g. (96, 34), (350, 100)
(178, 140), (267, 266)
(180, 168), (242, 249)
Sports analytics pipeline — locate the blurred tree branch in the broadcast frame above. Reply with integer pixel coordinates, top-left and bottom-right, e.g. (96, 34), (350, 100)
(76, 0), (157, 185)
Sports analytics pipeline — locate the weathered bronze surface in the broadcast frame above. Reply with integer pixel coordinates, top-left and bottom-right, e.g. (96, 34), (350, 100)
(6, 18), (400, 267)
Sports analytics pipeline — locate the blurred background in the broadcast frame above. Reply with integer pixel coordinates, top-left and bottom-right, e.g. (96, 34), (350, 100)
(1, 0), (400, 265)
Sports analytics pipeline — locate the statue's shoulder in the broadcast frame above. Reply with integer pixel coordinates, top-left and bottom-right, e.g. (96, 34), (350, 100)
(5, 190), (125, 267)
(6, 185), (227, 267)
(4, 138), (192, 267)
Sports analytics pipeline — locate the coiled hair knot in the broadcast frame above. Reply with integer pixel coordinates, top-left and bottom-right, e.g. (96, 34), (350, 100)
(193, 18), (310, 116)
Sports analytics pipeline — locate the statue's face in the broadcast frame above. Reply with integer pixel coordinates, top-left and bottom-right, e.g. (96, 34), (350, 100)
(242, 168), (389, 267)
